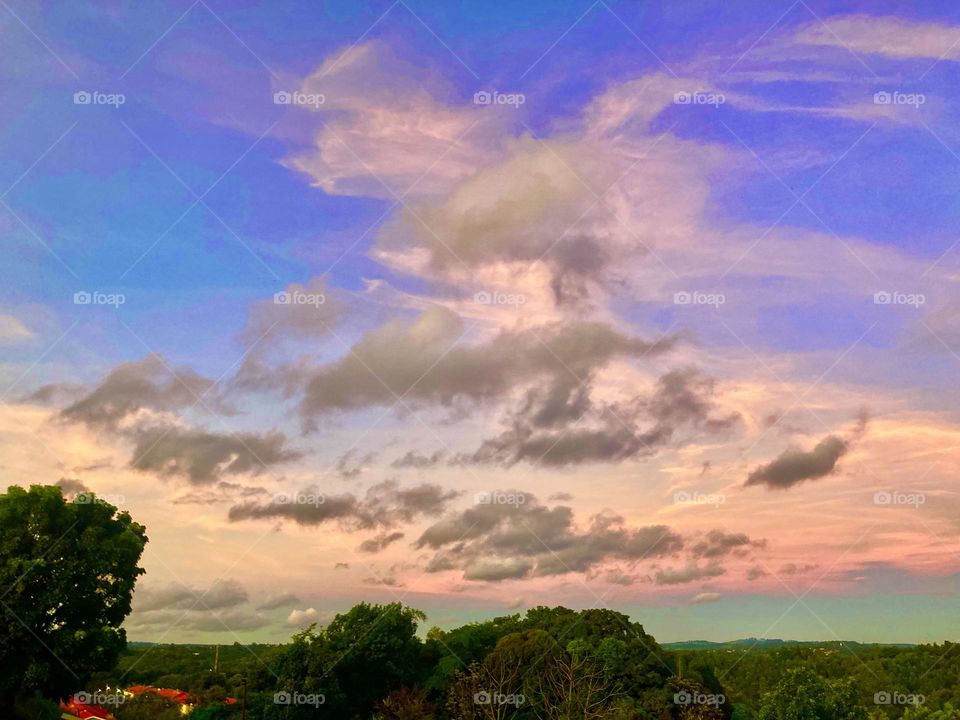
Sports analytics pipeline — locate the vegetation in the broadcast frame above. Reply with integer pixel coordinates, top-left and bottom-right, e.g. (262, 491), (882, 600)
(0, 485), (147, 707)
(3, 484), (960, 720)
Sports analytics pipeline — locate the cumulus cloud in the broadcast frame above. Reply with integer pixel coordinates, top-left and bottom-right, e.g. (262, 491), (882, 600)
(466, 367), (738, 467)
(257, 593), (301, 611)
(745, 435), (849, 489)
(60, 354), (219, 428)
(692, 592), (722, 604)
(655, 561), (726, 585)
(415, 493), (686, 582)
(295, 306), (676, 426)
(129, 424), (302, 485)
(286, 607), (324, 626)
(358, 530), (405, 553)
(690, 530), (765, 559)
(228, 479), (460, 533)
(133, 579), (248, 612)
(55, 477), (89, 500)
(391, 449), (446, 469)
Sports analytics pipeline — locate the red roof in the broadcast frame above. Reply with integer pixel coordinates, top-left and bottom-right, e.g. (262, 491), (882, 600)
(60, 699), (115, 720)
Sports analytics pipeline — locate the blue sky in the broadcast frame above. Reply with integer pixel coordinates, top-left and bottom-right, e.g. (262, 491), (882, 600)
(3, 0), (960, 644)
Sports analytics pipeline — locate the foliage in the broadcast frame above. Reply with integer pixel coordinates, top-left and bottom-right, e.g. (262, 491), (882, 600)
(0, 485), (147, 701)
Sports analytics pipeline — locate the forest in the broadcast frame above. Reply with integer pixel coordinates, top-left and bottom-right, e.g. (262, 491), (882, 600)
(92, 603), (960, 720)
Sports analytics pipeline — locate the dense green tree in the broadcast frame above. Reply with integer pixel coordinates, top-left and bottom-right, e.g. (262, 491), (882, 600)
(758, 668), (866, 720)
(0, 485), (147, 701)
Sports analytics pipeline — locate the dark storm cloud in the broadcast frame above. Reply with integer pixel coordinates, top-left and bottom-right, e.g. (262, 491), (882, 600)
(59, 354), (221, 428)
(745, 435), (850, 489)
(130, 424), (302, 485)
(228, 480), (460, 535)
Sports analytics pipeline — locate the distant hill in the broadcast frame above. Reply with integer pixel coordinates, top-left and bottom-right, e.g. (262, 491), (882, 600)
(663, 638), (915, 650)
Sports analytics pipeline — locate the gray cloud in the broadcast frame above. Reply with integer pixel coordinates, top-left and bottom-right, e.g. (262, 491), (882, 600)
(690, 530), (766, 559)
(240, 277), (342, 345)
(295, 307), (676, 427)
(655, 561), (726, 585)
(130, 424), (302, 485)
(228, 479), (460, 534)
(359, 531), (406, 553)
(60, 354), (220, 428)
(257, 593), (302, 611)
(55, 477), (89, 499)
(465, 367), (739, 467)
(415, 494), (685, 582)
(745, 434), (850, 489)
(391, 449), (446, 469)
(133, 579), (248, 612)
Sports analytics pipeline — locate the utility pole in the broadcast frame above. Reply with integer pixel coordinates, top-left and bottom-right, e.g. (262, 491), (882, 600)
(241, 678), (248, 720)
(213, 644), (220, 673)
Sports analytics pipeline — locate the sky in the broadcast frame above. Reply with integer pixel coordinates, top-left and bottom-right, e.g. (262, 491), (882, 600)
(3, 0), (960, 646)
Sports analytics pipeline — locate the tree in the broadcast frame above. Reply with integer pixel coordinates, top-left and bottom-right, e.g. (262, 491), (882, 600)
(758, 668), (866, 720)
(0, 485), (147, 701)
